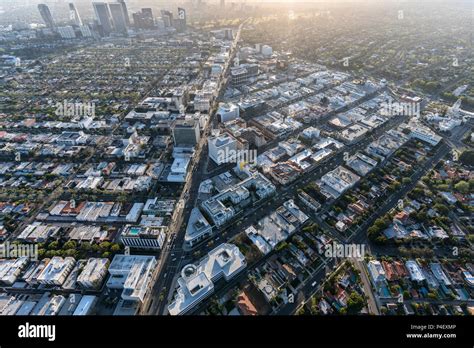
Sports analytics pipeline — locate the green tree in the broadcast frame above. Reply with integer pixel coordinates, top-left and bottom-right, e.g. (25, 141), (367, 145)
(38, 249), (46, 259)
(434, 203), (449, 215)
(81, 242), (92, 251)
(48, 241), (59, 250)
(110, 244), (121, 253)
(296, 307), (307, 315)
(468, 178), (474, 190)
(454, 181), (469, 194)
(310, 297), (318, 314)
(346, 291), (365, 314)
(459, 150), (474, 166)
(63, 241), (77, 250)
(99, 241), (111, 251)
(64, 249), (77, 258)
(45, 250), (57, 258)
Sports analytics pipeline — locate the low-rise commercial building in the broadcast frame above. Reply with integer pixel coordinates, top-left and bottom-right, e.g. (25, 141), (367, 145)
(72, 295), (98, 316)
(37, 257), (75, 286)
(172, 119), (200, 146)
(168, 243), (246, 315)
(0, 257), (29, 285)
(231, 64), (258, 87)
(121, 225), (166, 250)
(107, 255), (157, 303)
(184, 208), (213, 248)
(217, 103), (240, 123)
(201, 173), (276, 227)
(208, 134), (238, 165)
(319, 166), (360, 198)
(77, 258), (109, 289)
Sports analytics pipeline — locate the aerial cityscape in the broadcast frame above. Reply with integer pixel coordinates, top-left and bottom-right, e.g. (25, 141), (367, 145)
(0, 0), (472, 345)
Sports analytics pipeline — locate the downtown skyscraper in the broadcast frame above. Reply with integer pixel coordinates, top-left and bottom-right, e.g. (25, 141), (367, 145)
(68, 3), (83, 26)
(38, 4), (55, 28)
(109, 2), (128, 34)
(93, 2), (113, 35)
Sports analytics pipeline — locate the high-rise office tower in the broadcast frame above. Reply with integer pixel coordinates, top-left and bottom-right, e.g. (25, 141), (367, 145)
(58, 26), (77, 39)
(132, 12), (141, 28)
(178, 8), (186, 25)
(172, 120), (200, 146)
(141, 8), (154, 27)
(92, 2), (113, 35)
(117, 0), (130, 26)
(79, 25), (93, 38)
(174, 7), (186, 32)
(220, 0), (225, 8)
(68, 3), (83, 26)
(133, 8), (154, 30)
(160, 10), (173, 28)
(109, 2), (128, 33)
(38, 4), (55, 28)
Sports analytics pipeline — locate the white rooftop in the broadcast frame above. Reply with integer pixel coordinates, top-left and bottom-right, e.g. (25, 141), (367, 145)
(168, 243), (246, 315)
